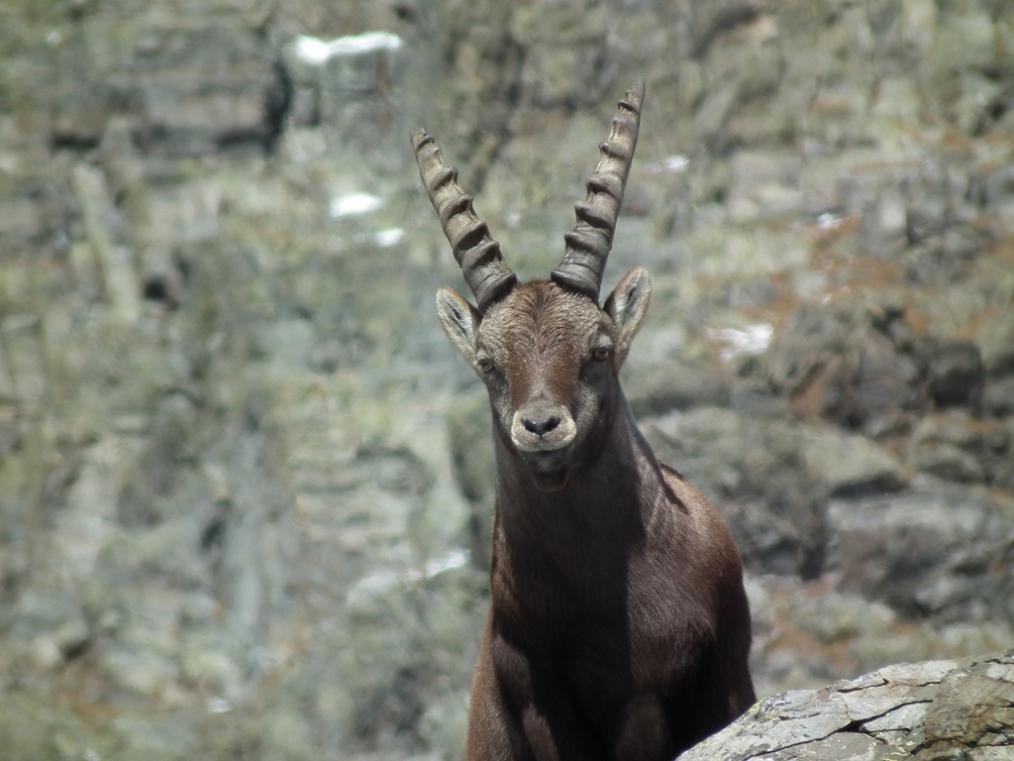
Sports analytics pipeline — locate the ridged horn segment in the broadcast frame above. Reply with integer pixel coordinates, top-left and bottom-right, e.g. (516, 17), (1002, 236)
(411, 128), (516, 312)
(551, 79), (645, 301)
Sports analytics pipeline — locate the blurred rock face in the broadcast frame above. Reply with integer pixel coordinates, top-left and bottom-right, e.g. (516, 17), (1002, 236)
(0, 1), (1012, 759)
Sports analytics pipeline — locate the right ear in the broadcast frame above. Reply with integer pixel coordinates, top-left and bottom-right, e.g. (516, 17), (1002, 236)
(604, 266), (652, 368)
(435, 288), (480, 365)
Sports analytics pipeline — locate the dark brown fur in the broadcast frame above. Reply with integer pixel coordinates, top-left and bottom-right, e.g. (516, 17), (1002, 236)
(450, 281), (755, 761)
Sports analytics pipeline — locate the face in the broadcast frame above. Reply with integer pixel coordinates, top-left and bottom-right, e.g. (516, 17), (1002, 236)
(475, 282), (615, 489)
(436, 267), (652, 492)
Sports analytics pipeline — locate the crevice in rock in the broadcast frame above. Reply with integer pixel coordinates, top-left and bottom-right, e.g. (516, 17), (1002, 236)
(260, 57), (293, 153)
(743, 733), (837, 761)
(50, 132), (102, 153)
(215, 57), (292, 155)
(693, 4), (762, 59)
(141, 274), (178, 309)
(843, 698), (933, 734)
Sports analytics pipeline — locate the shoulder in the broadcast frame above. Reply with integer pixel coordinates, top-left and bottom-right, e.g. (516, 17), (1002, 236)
(658, 463), (743, 578)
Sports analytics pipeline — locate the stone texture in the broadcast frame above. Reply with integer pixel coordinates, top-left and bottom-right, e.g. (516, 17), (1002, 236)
(826, 484), (1014, 624)
(927, 340), (985, 409)
(761, 304), (926, 436)
(1, 0), (1013, 759)
(645, 408), (907, 578)
(678, 652), (1014, 761)
(909, 413), (1010, 486)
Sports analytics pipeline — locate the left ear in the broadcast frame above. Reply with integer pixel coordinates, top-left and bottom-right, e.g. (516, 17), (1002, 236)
(604, 266), (652, 367)
(435, 287), (481, 366)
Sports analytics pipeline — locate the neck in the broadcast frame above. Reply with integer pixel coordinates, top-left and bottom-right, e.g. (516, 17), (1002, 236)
(492, 392), (665, 557)
(489, 392), (671, 632)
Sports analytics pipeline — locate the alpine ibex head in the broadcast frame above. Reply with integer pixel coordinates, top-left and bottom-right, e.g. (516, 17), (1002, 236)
(413, 81), (651, 492)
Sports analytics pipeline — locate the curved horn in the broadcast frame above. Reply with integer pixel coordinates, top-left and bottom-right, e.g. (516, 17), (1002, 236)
(551, 80), (645, 301)
(411, 129), (517, 313)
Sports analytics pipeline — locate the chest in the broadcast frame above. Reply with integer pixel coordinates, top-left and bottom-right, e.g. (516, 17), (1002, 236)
(496, 553), (716, 706)
(491, 612), (713, 760)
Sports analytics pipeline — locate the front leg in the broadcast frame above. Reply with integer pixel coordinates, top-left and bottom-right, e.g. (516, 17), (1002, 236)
(611, 694), (675, 761)
(466, 619), (532, 761)
(468, 620), (603, 761)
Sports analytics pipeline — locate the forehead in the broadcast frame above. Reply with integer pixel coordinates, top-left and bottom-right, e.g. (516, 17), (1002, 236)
(477, 281), (610, 352)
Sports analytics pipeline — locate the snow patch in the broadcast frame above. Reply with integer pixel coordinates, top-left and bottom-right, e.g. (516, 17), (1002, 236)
(705, 323), (774, 362)
(293, 32), (403, 65)
(330, 192), (383, 218)
(650, 154), (690, 174)
(817, 212), (846, 231)
(375, 228), (405, 247)
(207, 697), (233, 714)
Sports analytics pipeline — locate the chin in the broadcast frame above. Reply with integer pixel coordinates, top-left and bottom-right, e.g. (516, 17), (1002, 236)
(530, 466), (570, 492)
(523, 450), (572, 492)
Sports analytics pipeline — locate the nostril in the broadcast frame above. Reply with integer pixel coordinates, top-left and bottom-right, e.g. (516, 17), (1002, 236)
(523, 415), (561, 437)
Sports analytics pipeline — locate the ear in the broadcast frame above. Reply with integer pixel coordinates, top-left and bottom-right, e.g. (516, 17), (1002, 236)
(604, 266), (652, 367)
(435, 287), (480, 365)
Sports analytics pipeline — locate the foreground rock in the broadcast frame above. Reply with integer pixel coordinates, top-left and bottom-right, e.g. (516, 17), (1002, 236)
(678, 651), (1014, 761)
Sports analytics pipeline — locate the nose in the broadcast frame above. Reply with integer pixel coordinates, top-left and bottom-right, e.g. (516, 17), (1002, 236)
(511, 402), (575, 452)
(522, 414), (560, 437)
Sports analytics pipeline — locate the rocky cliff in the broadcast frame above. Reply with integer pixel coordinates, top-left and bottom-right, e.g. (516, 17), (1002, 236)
(0, 1), (1012, 759)
(679, 651), (1014, 761)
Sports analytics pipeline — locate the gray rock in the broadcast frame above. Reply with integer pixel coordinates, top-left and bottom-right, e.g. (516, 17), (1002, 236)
(744, 573), (1012, 700)
(510, 1), (611, 110)
(761, 304), (924, 435)
(910, 413), (1010, 486)
(798, 423), (909, 497)
(789, 589), (897, 647)
(931, 224), (986, 272)
(2, 1), (1014, 759)
(678, 652), (1014, 761)
(0, 694), (120, 761)
(910, 442), (986, 484)
(984, 377), (1014, 418)
(646, 408), (906, 577)
(645, 408), (826, 576)
(827, 483), (1014, 623)
(927, 340), (985, 409)
(47, 6), (289, 156)
(624, 354), (732, 417)
(978, 306), (1014, 383)
(446, 393), (496, 570)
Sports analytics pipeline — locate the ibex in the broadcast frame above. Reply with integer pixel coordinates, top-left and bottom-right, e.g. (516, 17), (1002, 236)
(412, 81), (755, 761)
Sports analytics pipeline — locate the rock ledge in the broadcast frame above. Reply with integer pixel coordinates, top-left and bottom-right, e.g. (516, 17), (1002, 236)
(678, 651), (1014, 760)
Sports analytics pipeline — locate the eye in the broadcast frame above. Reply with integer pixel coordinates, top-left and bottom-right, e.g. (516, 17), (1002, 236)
(476, 357), (495, 375)
(591, 346), (611, 362)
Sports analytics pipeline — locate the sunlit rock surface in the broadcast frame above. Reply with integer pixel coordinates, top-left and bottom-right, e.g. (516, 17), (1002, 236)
(0, 0), (1012, 758)
(678, 651), (1014, 761)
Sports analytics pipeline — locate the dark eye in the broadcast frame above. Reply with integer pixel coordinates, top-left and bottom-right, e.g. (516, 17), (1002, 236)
(476, 357), (495, 375)
(592, 347), (611, 362)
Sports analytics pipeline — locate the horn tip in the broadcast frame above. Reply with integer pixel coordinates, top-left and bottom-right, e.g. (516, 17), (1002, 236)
(410, 128), (432, 150)
(620, 79), (646, 112)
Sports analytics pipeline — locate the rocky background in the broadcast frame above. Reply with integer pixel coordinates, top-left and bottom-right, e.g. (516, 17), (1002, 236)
(0, 1), (1012, 759)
